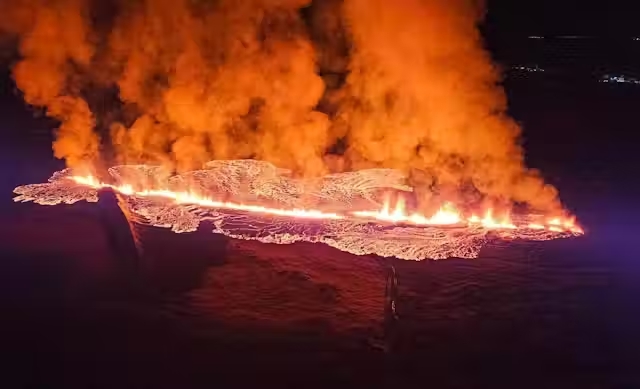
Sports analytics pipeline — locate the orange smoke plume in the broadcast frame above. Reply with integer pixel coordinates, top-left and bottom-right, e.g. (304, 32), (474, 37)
(1, 0), (100, 170)
(107, 0), (331, 175)
(1, 0), (564, 213)
(336, 0), (560, 212)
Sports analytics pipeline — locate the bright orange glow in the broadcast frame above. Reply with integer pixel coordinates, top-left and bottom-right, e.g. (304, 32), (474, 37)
(549, 216), (583, 234)
(469, 209), (516, 230)
(69, 175), (583, 234)
(352, 196), (462, 225)
(70, 176), (344, 220)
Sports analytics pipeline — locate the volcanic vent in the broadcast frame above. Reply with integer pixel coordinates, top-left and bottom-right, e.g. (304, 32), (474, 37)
(14, 160), (582, 261)
(5, 0), (585, 263)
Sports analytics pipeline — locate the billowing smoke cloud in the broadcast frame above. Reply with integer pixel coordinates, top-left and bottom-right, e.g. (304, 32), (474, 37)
(0, 0), (99, 170)
(0, 0), (561, 212)
(335, 0), (559, 212)
(107, 0), (332, 176)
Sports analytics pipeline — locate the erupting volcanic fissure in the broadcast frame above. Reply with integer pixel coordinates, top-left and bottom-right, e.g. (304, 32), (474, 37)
(3, 0), (565, 214)
(4, 0), (585, 259)
(13, 160), (582, 260)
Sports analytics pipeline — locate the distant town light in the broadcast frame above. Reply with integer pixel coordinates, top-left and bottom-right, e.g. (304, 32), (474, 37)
(511, 64), (545, 73)
(601, 74), (640, 85)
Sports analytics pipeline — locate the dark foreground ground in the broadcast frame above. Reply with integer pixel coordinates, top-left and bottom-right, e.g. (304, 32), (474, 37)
(1, 71), (640, 388)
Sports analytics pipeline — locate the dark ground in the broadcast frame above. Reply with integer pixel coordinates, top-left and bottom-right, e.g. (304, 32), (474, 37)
(1, 41), (640, 388)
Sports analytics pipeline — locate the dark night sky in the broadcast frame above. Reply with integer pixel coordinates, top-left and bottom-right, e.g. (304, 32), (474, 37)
(486, 0), (638, 37)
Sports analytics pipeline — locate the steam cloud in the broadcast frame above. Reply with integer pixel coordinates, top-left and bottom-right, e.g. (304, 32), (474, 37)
(0, 0), (561, 212)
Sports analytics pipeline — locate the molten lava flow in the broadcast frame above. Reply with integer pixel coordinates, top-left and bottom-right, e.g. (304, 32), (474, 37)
(69, 174), (583, 235)
(12, 163), (585, 260)
(70, 176), (345, 220)
(468, 209), (516, 230)
(547, 216), (583, 234)
(352, 196), (582, 234)
(352, 196), (462, 226)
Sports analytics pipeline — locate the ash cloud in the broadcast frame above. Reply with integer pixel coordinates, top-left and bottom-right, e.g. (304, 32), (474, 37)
(0, 0), (99, 170)
(1, 0), (561, 212)
(335, 0), (559, 212)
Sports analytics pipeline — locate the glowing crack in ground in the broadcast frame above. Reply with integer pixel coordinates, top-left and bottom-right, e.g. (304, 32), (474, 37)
(13, 160), (582, 260)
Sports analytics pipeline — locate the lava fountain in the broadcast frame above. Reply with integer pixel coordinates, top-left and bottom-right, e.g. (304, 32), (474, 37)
(13, 160), (582, 260)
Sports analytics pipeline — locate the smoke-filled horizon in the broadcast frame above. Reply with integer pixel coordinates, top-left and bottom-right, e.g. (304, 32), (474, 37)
(0, 0), (562, 213)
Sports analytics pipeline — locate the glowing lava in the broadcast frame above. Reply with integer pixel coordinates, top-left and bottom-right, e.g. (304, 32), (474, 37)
(69, 174), (582, 234)
(352, 196), (462, 226)
(468, 209), (516, 230)
(70, 175), (344, 220)
(12, 163), (585, 260)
